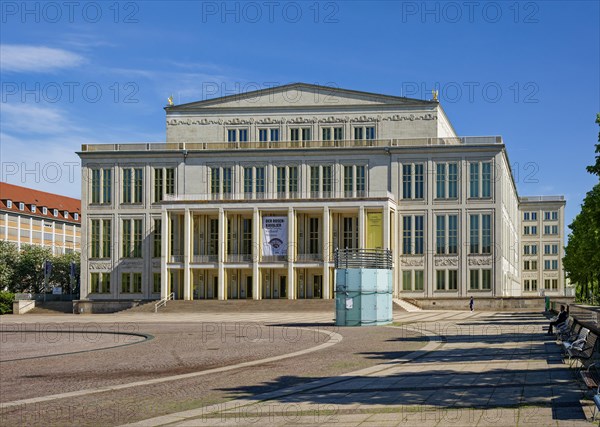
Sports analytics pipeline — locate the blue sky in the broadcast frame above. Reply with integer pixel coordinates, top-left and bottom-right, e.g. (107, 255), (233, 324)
(1, 1), (598, 229)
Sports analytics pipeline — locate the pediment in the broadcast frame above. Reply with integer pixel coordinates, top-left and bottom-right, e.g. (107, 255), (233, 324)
(167, 83), (436, 111)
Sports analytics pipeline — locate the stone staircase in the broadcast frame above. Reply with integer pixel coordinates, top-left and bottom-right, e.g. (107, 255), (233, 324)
(124, 299), (336, 314)
(393, 298), (423, 312)
(27, 301), (74, 314)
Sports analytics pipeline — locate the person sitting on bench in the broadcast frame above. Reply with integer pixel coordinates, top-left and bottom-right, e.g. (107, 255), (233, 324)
(548, 305), (568, 335)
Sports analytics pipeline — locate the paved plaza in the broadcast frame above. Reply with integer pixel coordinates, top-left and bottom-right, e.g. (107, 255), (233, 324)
(0, 308), (595, 426)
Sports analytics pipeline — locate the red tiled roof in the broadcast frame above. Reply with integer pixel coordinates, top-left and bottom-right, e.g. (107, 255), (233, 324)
(0, 182), (81, 224)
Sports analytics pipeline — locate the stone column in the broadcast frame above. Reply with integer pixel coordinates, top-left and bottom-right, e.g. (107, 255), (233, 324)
(358, 206), (365, 249)
(160, 210), (168, 299)
(183, 208), (191, 300)
(383, 204), (390, 250)
(323, 206), (330, 299)
(287, 207), (295, 299)
(218, 208), (226, 300)
(252, 208), (260, 300)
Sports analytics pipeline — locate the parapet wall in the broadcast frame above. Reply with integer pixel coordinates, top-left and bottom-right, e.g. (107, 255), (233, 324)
(412, 297), (575, 311)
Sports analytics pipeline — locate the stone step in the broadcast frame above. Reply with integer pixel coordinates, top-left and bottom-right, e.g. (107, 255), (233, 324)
(393, 298), (422, 312)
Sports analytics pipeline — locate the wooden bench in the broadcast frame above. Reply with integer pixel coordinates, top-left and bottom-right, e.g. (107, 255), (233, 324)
(567, 332), (598, 368)
(581, 363), (600, 389)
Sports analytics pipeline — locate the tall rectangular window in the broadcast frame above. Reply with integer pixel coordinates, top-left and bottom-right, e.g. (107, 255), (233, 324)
(365, 126), (375, 140)
(448, 163), (458, 198)
(414, 271), (424, 290)
(448, 215), (458, 254)
(415, 164), (424, 199)
(239, 129), (248, 142)
(210, 168), (220, 197)
(469, 163), (479, 198)
(436, 215), (446, 255)
(102, 219), (111, 258)
(448, 270), (458, 290)
(91, 219), (100, 258)
(482, 214), (491, 254)
(134, 168), (143, 203)
(402, 271), (412, 291)
(482, 162), (491, 197)
(222, 167), (232, 196)
(133, 219), (142, 257)
(121, 273), (131, 293)
(470, 269), (479, 290)
(243, 167), (253, 196)
(259, 129), (268, 142)
(415, 216), (424, 255)
(322, 166), (332, 196)
(133, 273), (142, 293)
(102, 169), (111, 203)
(308, 217), (320, 254)
(153, 219), (161, 257)
(469, 214), (479, 254)
(436, 164), (446, 198)
(344, 166), (353, 197)
(90, 273), (99, 293)
(256, 167), (265, 196)
(436, 270), (445, 290)
(289, 166), (298, 196)
(310, 166), (320, 197)
(322, 128), (331, 141)
(153, 273), (161, 293)
(333, 127), (343, 140)
(122, 169), (132, 203)
(402, 216), (412, 254)
(227, 129), (236, 142)
(270, 129), (279, 142)
(482, 269), (492, 289)
(290, 128), (299, 141)
(122, 220), (131, 258)
(277, 167), (286, 197)
(154, 168), (163, 202)
(91, 169), (101, 203)
(356, 165), (366, 196)
(242, 218), (252, 255)
(354, 127), (363, 140)
(402, 165), (412, 199)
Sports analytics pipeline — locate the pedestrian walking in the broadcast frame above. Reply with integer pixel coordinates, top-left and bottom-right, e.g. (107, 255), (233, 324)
(469, 296), (474, 312)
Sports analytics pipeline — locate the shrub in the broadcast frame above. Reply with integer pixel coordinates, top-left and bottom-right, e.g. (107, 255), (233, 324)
(0, 291), (15, 315)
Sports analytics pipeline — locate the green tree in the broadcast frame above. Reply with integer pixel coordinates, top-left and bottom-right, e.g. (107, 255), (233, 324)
(50, 252), (80, 293)
(0, 241), (19, 291)
(14, 245), (53, 293)
(564, 114), (600, 303)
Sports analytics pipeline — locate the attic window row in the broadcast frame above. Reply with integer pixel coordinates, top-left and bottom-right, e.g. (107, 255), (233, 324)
(4, 199), (78, 220)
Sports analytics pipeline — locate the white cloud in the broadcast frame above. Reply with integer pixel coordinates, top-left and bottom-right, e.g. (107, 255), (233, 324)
(0, 103), (83, 135)
(0, 45), (86, 73)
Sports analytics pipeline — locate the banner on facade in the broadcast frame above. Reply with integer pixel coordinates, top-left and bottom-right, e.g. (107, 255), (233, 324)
(262, 216), (288, 256)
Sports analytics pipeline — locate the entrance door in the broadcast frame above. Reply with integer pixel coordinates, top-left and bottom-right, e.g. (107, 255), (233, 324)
(313, 275), (323, 299)
(280, 276), (287, 299)
(246, 276), (253, 299)
(212, 277), (218, 299)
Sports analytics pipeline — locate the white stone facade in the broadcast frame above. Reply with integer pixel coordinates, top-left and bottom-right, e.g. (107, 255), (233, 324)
(77, 83), (565, 301)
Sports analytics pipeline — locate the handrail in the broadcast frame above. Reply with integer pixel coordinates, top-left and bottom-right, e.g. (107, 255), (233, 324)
(154, 292), (175, 313)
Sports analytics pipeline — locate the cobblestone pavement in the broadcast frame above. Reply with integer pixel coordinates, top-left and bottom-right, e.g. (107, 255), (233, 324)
(1, 310), (594, 426)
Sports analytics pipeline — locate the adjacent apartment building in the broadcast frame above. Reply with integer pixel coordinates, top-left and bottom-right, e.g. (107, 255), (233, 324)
(77, 83), (565, 301)
(0, 182), (81, 254)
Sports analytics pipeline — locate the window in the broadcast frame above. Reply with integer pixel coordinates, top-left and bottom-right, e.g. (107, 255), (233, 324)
(402, 270), (412, 291)
(524, 226), (538, 235)
(63, 211), (68, 219)
(322, 127), (343, 141)
(414, 270), (424, 290)
(469, 214), (491, 254)
(469, 269), (479, 290)
(133, 273), (142, 293)
(544, 244), (558, 255)
(227, 128), (248, 143)
(322, 165), (332, 197)
(42, 206), (47, 215)
(91, 168), (112, 204)
(448, 270), (458, 290)
(353, 126), (375, 140)
(122, 168), (143, 204)
(482, 269), (492, 290)
(31, 204), (36, 213)
(290, 127), (311, 142)
(19, 202), (24, 211)
(544, 211), (559, 221)
(436, 214), (458, 255)
(402, 215), (424, 255)
(356, 165), (366, 196)
(122, 219), (143, 258)
(310, 166), (320, 198)
(435, 162), (459, 199)
(6, 200), (12, 208)
(342, 217), (358, 249)
(74, 213), (79, 220)
(53, 209), (58, 217)
(469, 161), (492, 198)
(543, 225), (559, 235)
(210, 166), (232, 199)
(402, 163), (425, 200)
(153, 273), (161, 293)
(243, 167), (253, 196)
(524, 279), (538, 292)
(544, 259), (558, 270)
(308, 217), (320, 255)
(275, 165), (298, 198)
(289, 166), (298, 197)
(436, 270), (446, 290)
(343, 165), (366, 197)
(153, 219), (161, 257)
(258, 128), (279, 142)
(531, 212), (538, 220)
(90, 272), (110, 293)
(90, 219), (111, 258)
(153, 167), (175, 202)
(523, 212), (530, 221)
